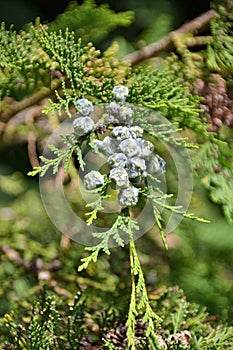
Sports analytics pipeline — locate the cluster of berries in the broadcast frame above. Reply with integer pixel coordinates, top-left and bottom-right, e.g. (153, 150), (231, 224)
(72, 86), (165, 208)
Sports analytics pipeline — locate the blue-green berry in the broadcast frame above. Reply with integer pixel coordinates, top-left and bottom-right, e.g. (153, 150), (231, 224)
(94, 136), (118, 156)
(109, 167), (129, 188)
(108, 102), (120, 116)
(137, 138), (154, 158)
(104, 114), (119, 125)
(108, 153), (128, 168)
(111, 126), (132, 140)
(128, 161), (142, 179)
(146, 154), (166, 174)
(130, 157), (146, 172)
(130, 126), (144, 138)
(119, 138), (140, 158)
(73, 116), (95, 137)
(118, 106), (133, 123)
(118, 186), (139, 207)
(112, 85), (129, 101)
(76, 98), (94, 116)
(127, 157), (146, 180)
(83, 170), (104, 190)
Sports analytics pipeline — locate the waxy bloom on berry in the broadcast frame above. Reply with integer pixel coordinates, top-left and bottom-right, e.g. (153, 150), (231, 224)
(73, 116), (95, 137)
(76, 98), (94, 116)
(83, 170), (104, 190)
(118, 186), (139, 207)
(109, 167), (129, 188)
(112, 85), (129, 101)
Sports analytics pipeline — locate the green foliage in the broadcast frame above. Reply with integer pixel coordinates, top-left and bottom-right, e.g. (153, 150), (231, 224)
(154, 0), (233, 225)
(154, 287), (233, 349)
(207, 0), (233, 75)
(0, 3), (131, 110)
(161, 0), (233, 83)
(34, 26), (116, 104)
(128, 67), (206, 135)
(208, 168), (233, 223)
(28, 132), (85, 176)
(32, 25), (130, 113)
(126, 239), (161, 349)
(78, 216), (133, 270)
(1, 287), (88, 349)
(1, 1), (233, 349)
(193, 139), (233, 223)
(27, 293), (61, 349)
(0, 22), (50, 100)
(48, 0), (134, 45)
(131, 105), (199, 149)
(145, 186), (209, 250)
(1, 285), (233, 349)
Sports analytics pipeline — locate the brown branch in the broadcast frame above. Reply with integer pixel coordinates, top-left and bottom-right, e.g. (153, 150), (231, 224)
(123, 9), (216, 66)
(0, 77), (64, 122)
(23, 105), (43, 168)
(27, 131), (40, 168)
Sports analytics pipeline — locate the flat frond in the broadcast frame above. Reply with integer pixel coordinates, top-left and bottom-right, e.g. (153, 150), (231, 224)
(48, 0), (134, 44)
(128, 67), (206, 135)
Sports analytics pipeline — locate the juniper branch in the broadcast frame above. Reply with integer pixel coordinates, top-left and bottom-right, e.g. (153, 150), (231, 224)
(123, 10), (216, 65)
(126, 238), (161, 349)
(78, 216), (134, 271)
(0, 77), (65, 122)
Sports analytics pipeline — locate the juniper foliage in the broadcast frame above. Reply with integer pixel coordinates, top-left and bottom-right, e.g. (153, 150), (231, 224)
(207, 0), (233, 75)
(0, 9), (214, 347)
(193, 138), (233, 223)
(48, 0), (134, 44)
(27, 81), (209, 348)
(1, 286), (233, 349)
(127, 67), (206, 135)
(0, 22), (51, 100)
(1, 0), (233, 349)
(163, 0), (233, 223)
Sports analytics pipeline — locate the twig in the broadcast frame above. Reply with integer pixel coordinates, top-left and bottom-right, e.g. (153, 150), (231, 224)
(123, 10), (216, 65)
(0, 77), (64, 122)
(27, 131), (40, 168)
(24, 106), (43, 168)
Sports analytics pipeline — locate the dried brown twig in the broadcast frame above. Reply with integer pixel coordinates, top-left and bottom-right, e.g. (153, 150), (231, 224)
(123, 10), (216, 65)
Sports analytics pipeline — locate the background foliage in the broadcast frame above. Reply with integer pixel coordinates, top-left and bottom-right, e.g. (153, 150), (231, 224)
(0, 0), (233, 348)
